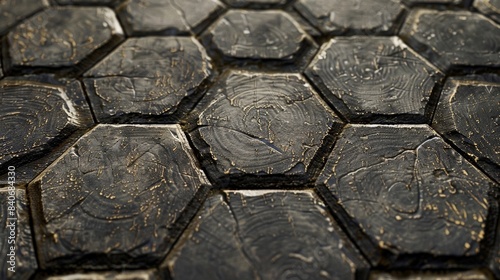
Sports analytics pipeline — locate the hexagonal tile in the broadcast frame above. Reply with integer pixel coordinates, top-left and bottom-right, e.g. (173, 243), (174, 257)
(164, 190), (369, 280)
(306, 37), (442, 123)
(433, 78), (500, 183)
(45, 269), (158, 280)
(294, 0), (405, 35)
(189, 71), (343, 186)
(0, 76), (93, 172)
(202, 10), (315, 69)
(400, 9), (500, 71)
(0, 0), (49, 36)
(117, 0), (225, 36)
(317, 125), (496, 262)
(371, 270), (490, 279)
(0, 187), (37, 279)
(83, 37), (212, 123)
(474, 0), (500, 23)
(4, 7), (124, 74)
(28, 124), (211, 269)
(223, 0), (288, 8)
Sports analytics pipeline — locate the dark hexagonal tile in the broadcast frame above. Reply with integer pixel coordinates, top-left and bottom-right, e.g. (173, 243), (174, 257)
(223, 0), (289, 8)
(28, 124), (211, 269)
(164, 190), (369, 280)
(0, 76), (93, 174)
(189, 71), (343, 187)
(306, 37), (443, 123)
(474, 0), (500, 23)
(0, 186), (37, 280)
(45, 269), (158, 280)
(370, 270), (491, 279)
(294, 0), (405, 35)
(202, 10), (316, 70)
(317, 124), (497, 265)
(83, 37), (212, 123)
(4, 7), (124, 75)
(400, 9), (500, 71)
(0, 0), (49, 36)
(433, 78), (500, 183)
(117, 0), (225, 36)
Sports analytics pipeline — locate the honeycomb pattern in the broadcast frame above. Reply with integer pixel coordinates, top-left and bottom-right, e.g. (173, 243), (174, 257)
(0, 0), (498, 279)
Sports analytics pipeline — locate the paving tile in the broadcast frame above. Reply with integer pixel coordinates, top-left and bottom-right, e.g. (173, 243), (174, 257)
(83, 37), (212, 123)
(29, 124), (210, 269)
(306, 37), (442, 123)
(164, 190), (369, 280)
(190, 71), (343, 186)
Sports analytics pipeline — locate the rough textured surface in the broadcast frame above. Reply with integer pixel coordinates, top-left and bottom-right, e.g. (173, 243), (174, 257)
(206, 10), (308, 60)
(190, 71), (343, 186)
(56, 0), (122, 5)
(117, 0), (224, 36)
(400, 9), (500, 70)
(165, 190), (369, 280)
(1, 0), (500, 278)
(474, 0), (500, 23)
(402, 0), (466, 5)
(317, 125), (495, 259)
(370, 270), (491, 279)
(223, 0), (288, 8)
(433, 78), (499, 183)
(83, 37), (212, 123)
(294, 0), (405, 35)
(45, 269), (158, 280)
(4, 7), (124, 73)
(0, 187), (37, 280)
(0, 76), (93, 171)
(0, 0), (49, 35)
(491, 212), (500, 279)
(29, 124), (210, 269)
(306, 37), (442, 123)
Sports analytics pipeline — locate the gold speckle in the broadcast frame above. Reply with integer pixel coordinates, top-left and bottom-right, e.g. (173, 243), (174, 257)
(464, 242), (471, 249)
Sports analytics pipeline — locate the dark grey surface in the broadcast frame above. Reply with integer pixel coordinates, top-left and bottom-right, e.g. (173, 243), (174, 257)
(0, 0), (49, 36)
(206, 10), (307, 60)
(474, 0), (500, 23)
(370, 270), (490, 279)
(223, 0), (288, 8)
(306, 36), (443, 123)
(83, 37), (212, 123)
(45, 269), (158, 280)
(0, 77), (93, 171)
(55, 0), (122, 5)
(433, 78), (500, 182)
(400, 9), (500, 71)
(29, 124), (210, 269)
(4, 7), (124, 73)
(190, 71), (343, 186)
(165, 190), (369, 280)
(0, 0), (498, 277)
(0, 187), (37, 280)
(294, 0), (405, 35)
(317, 125), (495, 260)
(117, 0), (224, 36)
(402, 0), (466, 5)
